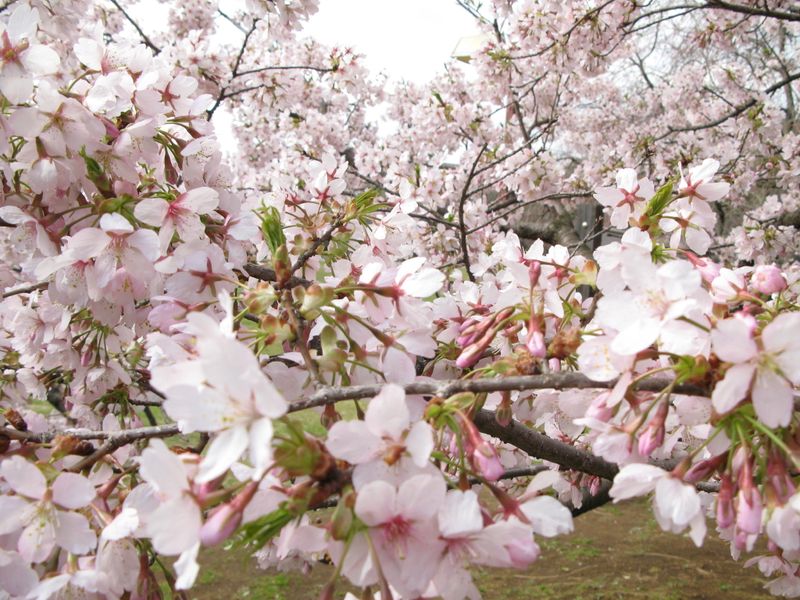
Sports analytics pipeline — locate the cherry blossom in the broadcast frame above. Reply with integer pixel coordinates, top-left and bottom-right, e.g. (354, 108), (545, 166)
(711, 313), (800, 427)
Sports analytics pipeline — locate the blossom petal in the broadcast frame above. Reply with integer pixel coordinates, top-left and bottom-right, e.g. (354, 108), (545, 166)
(1, 455), (46, 499)
(52, 473), (95, 509)
(326, 421), (380, 464)
(609, 464), (664, 501)
(355, 480), (396, 526)
(438, 490), (482, 538)
(365, 383), (409, 440)
(147, 496), (201, 555)
(54, 510), (97, 555)
(521, 496), (574, 537)
(752, 369), (792, 428)
(712, 318), (758, 363)
(712, 362), (755, 415)
(405, 421), (434, 468)
(196, 425), (249, 483)
(397, 473), (446, 522)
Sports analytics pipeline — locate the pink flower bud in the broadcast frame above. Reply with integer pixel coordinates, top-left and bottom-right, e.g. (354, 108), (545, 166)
(716, 475), (735, 529)
(684, 251), (721, 284)
(199, 482), (258, 546)
(506, 537), (540, 568)
(472, 445), (505, 482)
(751, 265), (787, 295)
(525, 330), (546, 358)
(767, 450), (795, 503)
(525, 315), (546, 358)
(586, 392), (614, 422)
(637, 402), (668, 456)
(736, 488), (763, 535)
(548, 358), (561, 372)
(461, 414), (505, 481)
(683, 453), (725, 484)
(200, 502), (241, 546)
(528, 260), (541, 288)
(456, 335), (493, 368)
(192, 474), (225, 503)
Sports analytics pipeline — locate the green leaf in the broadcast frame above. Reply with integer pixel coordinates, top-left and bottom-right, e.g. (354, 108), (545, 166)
(79, 148), (104, 181)
(644, 180), (675, 218)
(259, 206), (286, 255)
(236, 506), (294, 548)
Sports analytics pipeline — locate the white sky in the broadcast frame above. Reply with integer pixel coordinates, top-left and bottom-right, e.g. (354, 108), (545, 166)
(131, 0), (479, 147)
(304, 0), (478, 84)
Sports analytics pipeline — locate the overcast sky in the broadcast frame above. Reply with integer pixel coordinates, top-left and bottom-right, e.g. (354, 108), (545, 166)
(130, 1), (479, 146)
(304, 0), (478, 83)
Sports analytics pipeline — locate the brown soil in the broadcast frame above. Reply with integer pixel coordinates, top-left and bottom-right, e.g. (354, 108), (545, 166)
(191, 499), (772, 600)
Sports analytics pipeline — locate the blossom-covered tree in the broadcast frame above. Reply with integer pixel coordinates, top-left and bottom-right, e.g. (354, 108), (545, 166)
(1, 0), (800, 598)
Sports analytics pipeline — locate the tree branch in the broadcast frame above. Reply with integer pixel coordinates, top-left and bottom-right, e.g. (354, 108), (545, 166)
(243, 263), (312, 288)
(234, 64), (336, 78)
(474, 409), (619, 480)
(2, 281), (47, 298)
(288, 372), (707, 412)
(458, 143), (489, 282)
(659, 70), (800, 139)
(207, 18), (259, 118)
(107, 0), (161, 55)
(704, 0), (800, 22)
(3, 423), (179, 444)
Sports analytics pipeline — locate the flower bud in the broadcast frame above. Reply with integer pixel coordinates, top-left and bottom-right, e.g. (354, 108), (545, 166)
(683, 453), (725, 484)
(330, 494), (354, 541)
(244, 284), (277, 314)
(495, 392), (513, 427)
(300, 284), (334, 315)
(528, 260), (541, 288)
(736, 488), (763, 535)
(751, 265), (787, 295)
(506, 536), (540, 567)
(684, 251), (721, 284)
(456, 332), (494, 368)
(637, 401), (668, 456)
(525, 315), (546, 358)
(272, 244), (291, 286)
(586, 392), (614, 422)
(200, 482), (258, 546)
(716, 475), (735, 529)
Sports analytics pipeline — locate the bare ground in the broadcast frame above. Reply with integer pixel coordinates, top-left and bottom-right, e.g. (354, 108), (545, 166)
(190, 498), (773, 600)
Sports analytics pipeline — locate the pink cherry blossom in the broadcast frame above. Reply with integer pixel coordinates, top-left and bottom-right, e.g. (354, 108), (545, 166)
(594, 168), (654, 228)
(134, 187), (219, 251)
(711, 313), (800, 427)
(0, 455), (97, 562)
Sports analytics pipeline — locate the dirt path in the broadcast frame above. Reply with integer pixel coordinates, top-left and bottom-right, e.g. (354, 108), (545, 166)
(192, 499), (772, 599)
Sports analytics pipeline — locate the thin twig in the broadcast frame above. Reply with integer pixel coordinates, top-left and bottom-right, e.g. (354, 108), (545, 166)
(108, 0), (161, 54)
(2, 281), (47, 298)
(207, 18), (259, 118)
(458, 143), (489, 282)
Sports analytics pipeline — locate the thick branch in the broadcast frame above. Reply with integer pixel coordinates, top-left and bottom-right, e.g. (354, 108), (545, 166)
(704, 0), (800, 22)
(3, 423), (179, 444)
(243, 263), (312, 288)
(474, 409), (619, 480)
(288, 372), (707, 412)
